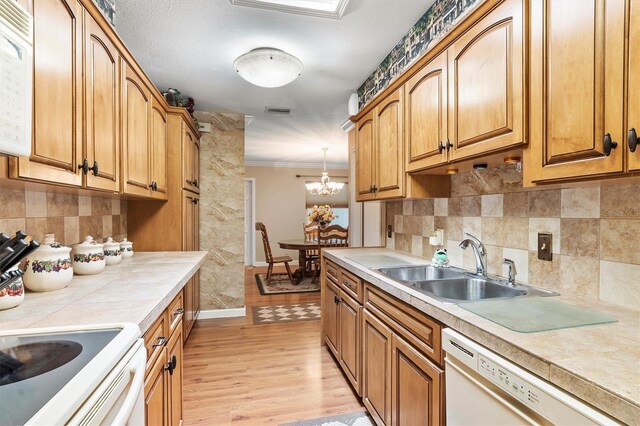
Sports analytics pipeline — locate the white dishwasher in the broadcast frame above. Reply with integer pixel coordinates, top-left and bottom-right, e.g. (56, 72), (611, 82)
(442, 329), (619, 426)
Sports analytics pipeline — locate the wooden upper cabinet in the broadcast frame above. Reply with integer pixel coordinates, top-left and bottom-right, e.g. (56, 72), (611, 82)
(405, 51), (448, 172)
(628, 0), (640, 172)
(391, 335), (443, 426)
(356, 111), (376, 201)
(182, 127), (200, 193)
(84, 11), (119, 192)
(525, 0), (625, 183)
(151, 102), (168, 199)
(122, 62), (151, 197)
(375, 88), (404, 199)
(11, 0), (83, 186)
(447, 0), (524, 162)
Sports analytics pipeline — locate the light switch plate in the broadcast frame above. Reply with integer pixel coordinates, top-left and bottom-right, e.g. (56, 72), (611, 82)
(538, 233), (552, 261)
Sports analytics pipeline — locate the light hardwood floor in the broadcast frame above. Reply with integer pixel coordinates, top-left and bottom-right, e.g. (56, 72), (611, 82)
(182, 266), (364, 425)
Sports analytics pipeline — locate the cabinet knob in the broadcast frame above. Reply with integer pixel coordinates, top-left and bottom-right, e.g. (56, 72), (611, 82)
(90, 161), (99, 177)
(604, 133), (618, 157)
(438, 141), (445, 154)
(78, 159), (89, 175)
(165, 355), (177, 375)
(193, 179), (199, 188)
(446, 138), (453, 151)
(629, 128), (638, 153)
(152, 336), (166, 348)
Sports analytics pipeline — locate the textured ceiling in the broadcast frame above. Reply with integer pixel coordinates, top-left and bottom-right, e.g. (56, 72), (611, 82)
(116, 0), (433, 166)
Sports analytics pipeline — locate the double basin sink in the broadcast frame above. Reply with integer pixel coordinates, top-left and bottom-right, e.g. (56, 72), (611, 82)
(376, 265), (557, 304)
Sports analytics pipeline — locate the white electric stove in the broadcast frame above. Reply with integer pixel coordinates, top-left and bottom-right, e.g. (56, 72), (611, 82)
(0, 323), (145, 425)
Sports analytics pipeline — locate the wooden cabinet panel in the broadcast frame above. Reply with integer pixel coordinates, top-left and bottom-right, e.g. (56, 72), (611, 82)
(183, 279), (194, 342)
(363, 310), (392, 426)
(338, 291), (361, 395)
(526, 0), (625, 183)
(144, 347), (168, 426)
(356, 111), (376, 201)
(323, 279), (340, 357)
(167, 325), (183, 426)
(448, 0), (524, 161)
(151, 103), (168, 199)
(143, 310), (169, 371)
(194, 138), (200, 193)
(193, 270), (200, 320)
(375, 89), (404, 199)
(628, 0), (640, 172)
(11, 0), (83, 186)
(84, 12), (119, 192)
(405, 52), (448, 172)
(122, 62), (151, 196)
(391, 335), (443, 426)
(182, 127), (200, 193)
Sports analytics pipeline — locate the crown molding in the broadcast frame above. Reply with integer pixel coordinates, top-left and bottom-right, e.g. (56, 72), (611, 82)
(245, 160), (348, 170)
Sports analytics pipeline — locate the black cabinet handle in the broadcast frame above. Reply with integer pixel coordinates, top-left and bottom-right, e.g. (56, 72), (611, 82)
(193, 179), (198, 188)
(604, 133), (618, 156)
(629, 128), (638, 153)
(149, 182), (155, 189)
(446, 138), (453, 151)
(165, 355), (177, 375)
(192, 198), (199, 205)
(334, 295), (341, 304)
(438, 141), (445, 154)
(152, 336), (166, 348)
(90, 161), (98, 176)
(78, 159), (89, 175)
(373, 185), (378, 193)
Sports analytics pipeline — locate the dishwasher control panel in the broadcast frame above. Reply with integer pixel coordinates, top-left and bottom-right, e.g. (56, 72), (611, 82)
(478, 354), (543, 409)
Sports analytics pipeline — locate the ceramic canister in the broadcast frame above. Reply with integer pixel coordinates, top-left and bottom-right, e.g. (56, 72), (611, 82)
(23, 234), (73, 292)
(120, 238), (133, 258)
(0, 265), (24, 310)
(72, 236), (106, 275)
(104, 237), (122, 265)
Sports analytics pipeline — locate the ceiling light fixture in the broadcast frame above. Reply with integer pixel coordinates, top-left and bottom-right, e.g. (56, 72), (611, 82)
(306, 148), (344, 196)
(233, 48), (303, 88)
(230, 0), (350, 19)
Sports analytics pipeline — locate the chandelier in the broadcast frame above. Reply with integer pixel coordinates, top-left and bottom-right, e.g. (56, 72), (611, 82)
(306, 148), (344, 196)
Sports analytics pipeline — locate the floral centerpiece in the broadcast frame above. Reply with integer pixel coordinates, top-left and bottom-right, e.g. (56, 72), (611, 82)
(308, 205), (336, 227)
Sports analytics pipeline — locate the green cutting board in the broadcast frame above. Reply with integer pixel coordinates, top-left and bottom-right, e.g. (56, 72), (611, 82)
(459, 297), (617, 333)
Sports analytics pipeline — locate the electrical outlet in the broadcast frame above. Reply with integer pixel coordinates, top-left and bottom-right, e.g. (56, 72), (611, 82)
(538, 233), (552, 261)
(387, 225), (393, 238)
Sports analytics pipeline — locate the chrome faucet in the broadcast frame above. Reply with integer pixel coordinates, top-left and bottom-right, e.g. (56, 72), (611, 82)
(459, 233), (487, 276)
(503, 258), (517, 287)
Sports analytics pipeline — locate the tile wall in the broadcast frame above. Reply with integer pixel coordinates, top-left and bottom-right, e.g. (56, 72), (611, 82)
(0, 187), (127, 246)
(386, 167), (640, 310)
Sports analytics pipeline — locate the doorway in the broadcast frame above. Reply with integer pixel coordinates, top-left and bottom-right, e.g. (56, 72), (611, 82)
(244, 178), (256, 266)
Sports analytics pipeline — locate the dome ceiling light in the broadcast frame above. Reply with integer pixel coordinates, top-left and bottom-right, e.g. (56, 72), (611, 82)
(233, 48), (303, 88)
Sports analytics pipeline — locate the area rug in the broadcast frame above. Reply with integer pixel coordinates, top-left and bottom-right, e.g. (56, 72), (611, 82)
(280, 412), (373, 426)
(255, 273), (320, 295)
(252, 302), (321, 325)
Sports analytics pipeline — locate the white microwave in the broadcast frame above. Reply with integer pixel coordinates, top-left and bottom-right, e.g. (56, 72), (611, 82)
(0, 0), (32, 157)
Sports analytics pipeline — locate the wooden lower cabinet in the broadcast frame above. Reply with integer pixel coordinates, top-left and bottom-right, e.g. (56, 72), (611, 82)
(144, 290), (186, 425)
(338, 289), (362, 393)
(391, 335), (443, 426)
(323, 279), (340, 357)
(362, 310), (392, 426)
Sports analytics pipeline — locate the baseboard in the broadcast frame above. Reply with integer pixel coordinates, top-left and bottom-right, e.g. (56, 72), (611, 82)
(198, 307), (246, 319)
(253, 261), (299, 267)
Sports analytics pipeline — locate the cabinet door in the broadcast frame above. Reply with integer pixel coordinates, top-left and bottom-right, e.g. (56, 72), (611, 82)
(362, 311), (392, 426)
(11, 0), (83, 187)
(122, 62), (151, 196)
(193, 270), (200, 319)
(323, 279), (340, 357)
(628, 0), (640, 172)
(166, 325), (183, 426)
(193, 138), (200, 193)
(375, 88), (404, 199)
(405, 52), (448, 172)
(356, 111), (376, 201)
(144, 347), (168, 426)
(84, 12), (119, 192)
(526, 0), (625, 183)
(447, 0), (524, 161)
(183, 279), (194, 342)
(182, 127), (199, 192)
(151, 103), (168, 199)
(338, 291), (362, 395)
(391, 335), (443, 426)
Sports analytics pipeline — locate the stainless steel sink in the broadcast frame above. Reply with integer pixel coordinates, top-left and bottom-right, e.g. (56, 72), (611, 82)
(376, 265), (558, 304)
(378, 265), (466, 282)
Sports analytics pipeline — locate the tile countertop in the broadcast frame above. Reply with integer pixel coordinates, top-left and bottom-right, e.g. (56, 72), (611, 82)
(324, 247), (640, 425)
(0, 251), (207, 334)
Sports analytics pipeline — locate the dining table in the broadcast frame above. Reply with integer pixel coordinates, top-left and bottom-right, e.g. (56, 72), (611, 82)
(278, 239), (318, 283)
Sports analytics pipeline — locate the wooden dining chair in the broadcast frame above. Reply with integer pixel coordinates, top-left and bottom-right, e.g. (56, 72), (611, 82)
(303, 223), (319, 274)
(312, 225), (348, 283)
(255, 222), (295, 285)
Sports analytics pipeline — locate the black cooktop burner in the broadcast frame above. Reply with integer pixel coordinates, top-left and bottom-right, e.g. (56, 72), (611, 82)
(0, 341), (83, 386)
